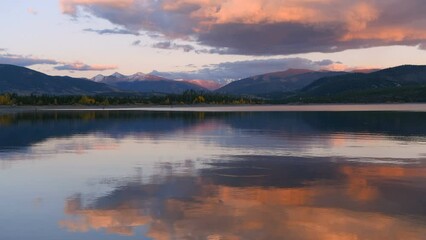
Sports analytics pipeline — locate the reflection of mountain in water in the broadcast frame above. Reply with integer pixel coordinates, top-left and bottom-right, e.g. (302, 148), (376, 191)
(223, 111), (426, 136)
(61, 156), (426, 239)
(0, 111), (206, 150)
(2, 111), (426, 152)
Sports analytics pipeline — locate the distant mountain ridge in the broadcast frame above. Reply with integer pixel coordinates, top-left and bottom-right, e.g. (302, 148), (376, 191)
(93, 72), (208, 94)
(216, 69), (347, 96)
(93, 72), (170, 83)
(2, 64), (426, 103)
(301, 65), (426, 97)
(0, 64), (117, 95)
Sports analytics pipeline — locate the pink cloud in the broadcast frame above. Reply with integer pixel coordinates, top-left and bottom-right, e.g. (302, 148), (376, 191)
(321, 62), (381, 73)
(55, 62), (117, 71)
(60, 0), (133, 15)
(61, 0), (426, 55)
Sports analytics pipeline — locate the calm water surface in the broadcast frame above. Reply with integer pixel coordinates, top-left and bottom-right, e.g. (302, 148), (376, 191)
(0, 109), (426, 240)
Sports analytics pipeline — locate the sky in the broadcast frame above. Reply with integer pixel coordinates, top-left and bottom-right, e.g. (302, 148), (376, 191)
(1, 0), (426, 83)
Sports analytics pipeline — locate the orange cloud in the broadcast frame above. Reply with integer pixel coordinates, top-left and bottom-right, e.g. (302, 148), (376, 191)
(60, 0), (133, 14)
(162, 0), (371, 32)
(192, 0), (323, 25)
(344, 2), (378, 32)
(61, 0), (426, 55)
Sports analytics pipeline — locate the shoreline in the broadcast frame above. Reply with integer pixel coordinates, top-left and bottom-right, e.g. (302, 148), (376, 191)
(2, 103), (426, 114)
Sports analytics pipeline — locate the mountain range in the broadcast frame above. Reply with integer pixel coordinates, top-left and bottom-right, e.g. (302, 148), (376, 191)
(291, 65), (426, 102)
(216, 69), (347, 96)
(301, 65), (426, 96)
(1, 63), (426, 103)
(0, 64), (117, 95)
(92, 72), (208, 94)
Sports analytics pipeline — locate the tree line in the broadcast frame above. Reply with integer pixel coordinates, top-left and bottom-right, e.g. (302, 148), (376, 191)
(0, 90), (264, 106)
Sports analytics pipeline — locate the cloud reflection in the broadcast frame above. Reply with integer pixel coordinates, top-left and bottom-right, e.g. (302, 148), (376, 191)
(61, 156), (426, 239)
(60, 195), (150, 236)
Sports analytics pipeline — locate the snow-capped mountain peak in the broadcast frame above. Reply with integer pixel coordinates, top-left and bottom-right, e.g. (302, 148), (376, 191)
(111, 72), (125, 78)
(131, 72), (146, 77)
(129, 72), (148, 81)
(92, 74), (105, 82)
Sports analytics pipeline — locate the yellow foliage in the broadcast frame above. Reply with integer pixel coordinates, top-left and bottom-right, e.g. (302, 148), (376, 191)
(78, 96), (96, 105)
(193, 95), (205, 104)
(0, 94), (12, 105)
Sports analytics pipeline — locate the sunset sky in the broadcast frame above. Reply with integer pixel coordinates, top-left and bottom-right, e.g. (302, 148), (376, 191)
(1, 0), (426, 82)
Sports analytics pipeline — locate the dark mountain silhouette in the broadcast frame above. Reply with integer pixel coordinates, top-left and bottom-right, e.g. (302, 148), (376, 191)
(0, 64), (117, 95)
(216, 69), (347, 96)
(302, 65), (426, 97)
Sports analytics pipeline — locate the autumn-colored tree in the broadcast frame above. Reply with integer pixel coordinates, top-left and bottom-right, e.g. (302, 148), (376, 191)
(78, 96), (96, 105)
(193, 95), (205, 104)
(0, 94), (13, 105)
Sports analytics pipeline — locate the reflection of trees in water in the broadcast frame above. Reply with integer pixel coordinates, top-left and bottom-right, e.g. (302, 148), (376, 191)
(0, 111), (213, 150)
(2, 111), (426, 153)
(61, 156), (426, 239)
(224, 111), (426, 137)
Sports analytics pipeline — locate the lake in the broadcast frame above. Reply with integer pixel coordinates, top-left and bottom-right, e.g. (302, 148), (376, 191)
(1, 106), (426, 240)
